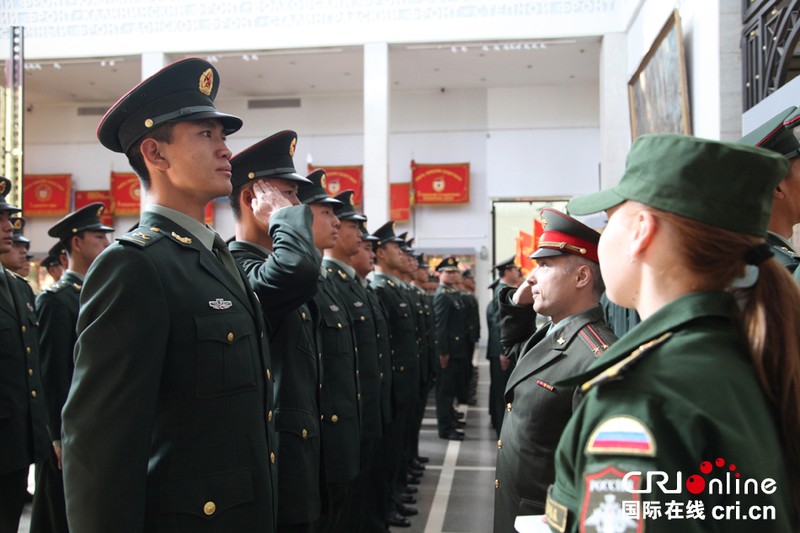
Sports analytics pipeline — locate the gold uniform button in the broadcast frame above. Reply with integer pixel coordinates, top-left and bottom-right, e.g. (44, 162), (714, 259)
(357, 393), (361, 401)
(227, 332), (234, 342)
(399, 365), (405, 372)
(356, 370), (360, 377)
(266, 369), (271, 381)
(21, 325), (26, 333)
(360, 316), (365, 321)
(31, 390), (37, 398)
(497, 439), (502, 449)
(301, 429), (308, 440)
(495, 479), (500, 489)
(301, 311), (307, 320)
(270, 452), (276, 464)
(379, 353), (383, 359)
(268, 410), (273, 422)
(376, 333), (381, 338)
(26, 347), (31, 354)
(337, 323), (342, 329)
(331, 415), (339, 423)
(380, 372), (384, 380)
(455, 336), (460, 341)
(203, 501), (216, 516)
(27, 369), (33, 376)
(506, 403), (512, 412)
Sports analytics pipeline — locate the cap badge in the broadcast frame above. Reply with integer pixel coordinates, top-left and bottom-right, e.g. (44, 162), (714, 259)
(0, 181), (6, 195)
(97, 206), (104, 217)
(209, 298), (233, 310)
(199, 68), (214, 96)
(13, 219), (22, 230)
(289, 138), (297, 157)
(541, 215), (548, 229)
(391, 222), (396, 231)
(349, 194), (355, 206)
(320, 174), (327, 189)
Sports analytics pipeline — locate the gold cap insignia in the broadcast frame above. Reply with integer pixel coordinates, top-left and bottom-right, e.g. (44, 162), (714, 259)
(289, 138), (297, 157)
(0, 181), (6, 195)
(97, 206), (104, 217)
(320, 174), (327, 189)
(13, 218), (22, 230)
(349, 194), (355, 206)
(391, 222), (396, 231)
(541, 213), (548, 229)
(199, 68), (214, 96)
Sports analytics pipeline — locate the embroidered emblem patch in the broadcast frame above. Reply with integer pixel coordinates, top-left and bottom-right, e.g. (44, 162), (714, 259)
(586, 416), (656, 457)
(209, 299), (232, 310)
(580, 467), (642, 533)
(545, 488), (567, 533)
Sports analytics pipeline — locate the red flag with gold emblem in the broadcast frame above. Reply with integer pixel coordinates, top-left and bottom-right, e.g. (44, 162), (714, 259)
(307, 165), (363, 207)
(411, 161), (469, 204)
(111, 172), (141, 216)
(390, 183), (411, 222)
(516, 230), (535, 275)
(23, 174), (71, 215)
(74, 190), (113, 226)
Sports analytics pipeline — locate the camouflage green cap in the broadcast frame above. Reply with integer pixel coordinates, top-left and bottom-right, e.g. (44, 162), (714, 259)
(567, 134), (789, 237)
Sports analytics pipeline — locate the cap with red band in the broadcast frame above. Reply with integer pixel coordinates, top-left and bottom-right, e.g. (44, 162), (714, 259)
(531, 208), (601, 264)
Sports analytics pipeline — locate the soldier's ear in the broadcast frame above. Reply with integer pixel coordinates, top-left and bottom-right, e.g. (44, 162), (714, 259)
(574, 263), (591, 289)
(241, 187), (255, 212)
(140, 138), (169, 171)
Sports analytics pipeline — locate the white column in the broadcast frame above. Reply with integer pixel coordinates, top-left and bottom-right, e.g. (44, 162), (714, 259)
(599, 33), (630, 189)
(363, 42), (390, 225)
(139, 52), (167, 209)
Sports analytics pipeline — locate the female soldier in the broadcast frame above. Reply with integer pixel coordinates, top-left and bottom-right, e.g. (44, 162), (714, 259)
(542, 134), (800, 533)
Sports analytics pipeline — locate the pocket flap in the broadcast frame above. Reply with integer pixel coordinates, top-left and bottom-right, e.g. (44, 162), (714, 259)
(160, 469), (254, 519)
(194, 313), (253, 344)
(274, 408), (318, 440)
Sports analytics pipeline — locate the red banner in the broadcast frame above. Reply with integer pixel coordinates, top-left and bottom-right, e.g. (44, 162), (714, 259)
(307, 165), (363, 207)
(111, 171), (141, 216)
(23, 174), (71, 215)
(74, 190), (113, 226)
(515, 230), (535, 276)
(205, 201), (215, 227)
(411, 161), (469, 205)
(390, 183), (411, 222)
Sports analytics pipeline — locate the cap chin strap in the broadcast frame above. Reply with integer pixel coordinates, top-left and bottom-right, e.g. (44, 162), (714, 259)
(146, 105), (219, 129)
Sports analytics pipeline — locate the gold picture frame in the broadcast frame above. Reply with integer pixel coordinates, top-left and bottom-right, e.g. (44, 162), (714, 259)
(628, 9), (692, 139)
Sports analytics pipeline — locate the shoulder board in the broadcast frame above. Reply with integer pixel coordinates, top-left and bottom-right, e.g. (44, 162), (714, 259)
(580, 332), (672, 394)
(577, 323), (614, 358)
(774, 245), (800, 261)
(117, 226), (166, 248)
(46, 280), (81, 293)
(387, 279), (395, 287)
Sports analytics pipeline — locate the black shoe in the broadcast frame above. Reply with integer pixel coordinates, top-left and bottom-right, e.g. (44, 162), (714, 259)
(408, 467), (424, 477)
(439, 430), (464, 441)
(386, 512), (411, 528)
(397, 504), (419, 517)
(400, 494), (416, 504)
(416, 456), (430, 463)
(410, 458), (426, 470)
(404, 486), (418, 495)
(406, 474), (421, 485)
(455, 420), (466, 429)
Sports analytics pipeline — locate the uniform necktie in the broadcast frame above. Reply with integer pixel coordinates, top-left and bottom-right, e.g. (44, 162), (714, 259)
(212, 234), (246, 294)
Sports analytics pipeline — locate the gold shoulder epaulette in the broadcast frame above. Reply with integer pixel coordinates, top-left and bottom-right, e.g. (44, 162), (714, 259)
(6, 270), (29, 283)
(580, 332), (672, 394)
(118, 226), (165, 248)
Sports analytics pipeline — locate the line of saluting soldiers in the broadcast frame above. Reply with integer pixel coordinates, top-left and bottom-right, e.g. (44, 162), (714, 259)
(0, 57), (482, 533)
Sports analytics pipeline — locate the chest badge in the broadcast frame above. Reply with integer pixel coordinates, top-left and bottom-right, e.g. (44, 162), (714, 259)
(354, 301), (364, 308)
(330, 304), (340, 312)
(556, 337), (566, 346)
(209, 299), (233, 310)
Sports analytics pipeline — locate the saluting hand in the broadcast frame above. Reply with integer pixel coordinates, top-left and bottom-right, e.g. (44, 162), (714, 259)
(511, 281), (534, 306)
(251, 181), (292, 223)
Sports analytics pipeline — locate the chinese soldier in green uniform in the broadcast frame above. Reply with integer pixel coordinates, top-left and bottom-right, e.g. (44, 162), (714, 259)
(61, 58), (278, 532)
(0, 177), (50, 533)
(31, 203), (113, 533)
(228, 130), (323, 533)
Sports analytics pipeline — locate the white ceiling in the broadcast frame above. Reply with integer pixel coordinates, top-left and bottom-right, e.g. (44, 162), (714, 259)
(17, 37), (601, 106)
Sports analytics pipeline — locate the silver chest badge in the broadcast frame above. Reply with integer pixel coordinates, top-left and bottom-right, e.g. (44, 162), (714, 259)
(209, 298), (233, 310)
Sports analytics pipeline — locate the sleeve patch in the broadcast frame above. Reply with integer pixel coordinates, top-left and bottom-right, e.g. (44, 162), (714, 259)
(585, 416), (656, 457)
(545, 487), (568, 532)
(581, 466), (643, 533)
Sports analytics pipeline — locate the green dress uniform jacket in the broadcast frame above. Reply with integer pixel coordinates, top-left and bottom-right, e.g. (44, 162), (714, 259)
(463, 290), (481, 346)
(406, 282), (430, 386)
(434, 285), (468, 360)
(365, 284), (393, 424)
(229, 205), (323, 526)
(486, 281), (513, 434)
(494, 287), (615, 533)
(545, 292), (797, 533)
(370, 273), (420, 408)
(324, 259), (382, 440)
(767, 231), (800, 274)
(35, 270), (81, 443)
(62, 212), (277, 533)
(0, 269), (50, 474)
(315, 272), (361, 482)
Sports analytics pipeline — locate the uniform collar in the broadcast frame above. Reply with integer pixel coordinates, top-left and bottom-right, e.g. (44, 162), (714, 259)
(767, 230), (797, 251)
(238, 239), (271, 257)
(65, 269), (85, 282)
(145, 204), (217, 252)
(324, 257), (356, 279)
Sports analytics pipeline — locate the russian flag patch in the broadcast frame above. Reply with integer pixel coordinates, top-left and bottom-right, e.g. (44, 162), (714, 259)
(585, 416), (656, 457)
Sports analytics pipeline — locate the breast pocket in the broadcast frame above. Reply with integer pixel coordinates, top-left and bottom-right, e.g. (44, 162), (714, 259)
(319, 309), (352, 358)
(194, 313), (258, 398)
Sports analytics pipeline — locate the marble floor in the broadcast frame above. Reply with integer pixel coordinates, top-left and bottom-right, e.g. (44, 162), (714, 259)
(17, 355), (498, 533)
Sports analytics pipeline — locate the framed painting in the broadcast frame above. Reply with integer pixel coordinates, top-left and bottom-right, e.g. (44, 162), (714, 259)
(628, 9), (692, 139)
